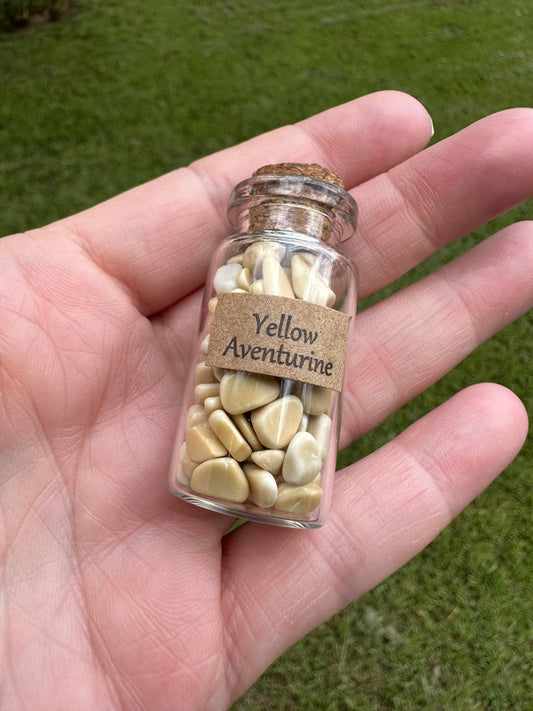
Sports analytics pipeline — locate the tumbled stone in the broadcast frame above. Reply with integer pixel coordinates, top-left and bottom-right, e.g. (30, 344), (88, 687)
(251, 395), (303, 449)
(220, 371), (280, 415)
(203, 395), (222, 415)
(275, 482), (323, 513)
(298, 412), (309, 432)
(194, 382), (220, 405)
(176, 443), (196, 485)
(191, 458), (249, 502)
(250, 279), (265, 295)
(208, 409), (252, 462)
(299, 383), (332, 416)
(176, 464), (191, 486)
(250, 449), (285, 477)
(307, 413), (332, 462)
(186, 424), (227, 462)
(282, 431), (322, 486)
(291, 253), (336, 306)
(195, 362), (218, 385)
(232, 414), (262, 451)
(262, 256), (295, 298)
(205, 313), (214, 333)
(243, 463), (278, 508)
(185, 404), (208, 429)
(213, 263), (243, 294)
(180, 443), (197, 478)
(243, 241), (286, 273)
(213, 367), (226, 381)
(236, 266), (253, 291)
(295, 251), (316, 265)
(227, 253), (244, 265)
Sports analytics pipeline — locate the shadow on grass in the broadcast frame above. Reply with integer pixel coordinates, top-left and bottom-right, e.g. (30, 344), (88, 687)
(0, 0), (77, 33)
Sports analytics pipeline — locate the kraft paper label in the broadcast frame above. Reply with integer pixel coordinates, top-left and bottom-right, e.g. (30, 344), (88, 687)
(206, 293), (351, 391)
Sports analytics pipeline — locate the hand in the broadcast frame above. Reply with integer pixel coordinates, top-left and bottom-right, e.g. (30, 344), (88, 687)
(0, 91), (531, 711)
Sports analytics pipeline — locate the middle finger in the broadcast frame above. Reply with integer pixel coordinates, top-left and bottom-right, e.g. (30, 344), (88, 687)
(348, 108), (533, 298)
(340, 220), (532, 446)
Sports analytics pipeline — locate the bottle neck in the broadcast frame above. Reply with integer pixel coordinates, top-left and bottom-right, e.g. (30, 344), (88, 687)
(227, 174), (358, 245)
(248, 199), (335, 242)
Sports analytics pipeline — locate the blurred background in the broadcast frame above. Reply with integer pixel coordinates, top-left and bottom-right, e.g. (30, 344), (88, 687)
(1, 1), (531, 709)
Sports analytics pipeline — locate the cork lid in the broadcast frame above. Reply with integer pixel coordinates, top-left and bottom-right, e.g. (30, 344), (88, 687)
(247, 163), (348, 241)
(252, 162), (345, 189)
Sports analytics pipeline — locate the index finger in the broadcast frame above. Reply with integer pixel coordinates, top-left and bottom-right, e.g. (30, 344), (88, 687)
(57, 91), (432, 314)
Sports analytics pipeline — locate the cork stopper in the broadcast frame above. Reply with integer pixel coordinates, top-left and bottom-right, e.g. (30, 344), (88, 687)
(252, 162), (345, 189)
(249, 163), (345, 241)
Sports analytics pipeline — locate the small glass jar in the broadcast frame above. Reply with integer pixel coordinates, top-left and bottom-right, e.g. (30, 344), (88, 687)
(168, 163), (358, 528)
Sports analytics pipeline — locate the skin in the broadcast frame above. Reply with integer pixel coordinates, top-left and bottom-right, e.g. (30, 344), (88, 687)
(0, 90), (532, 711)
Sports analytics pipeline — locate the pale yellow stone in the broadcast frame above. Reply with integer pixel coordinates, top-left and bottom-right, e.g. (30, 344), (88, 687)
(208, 409), (252, 462)
(243, 463), (278, 508)
(298, 412), (309, 432)
(230, 288), (248, 294)
(194, 382), (220, 405)
(232, 414), (262, 451)
(186, 424), (227, 462)
(200, 334), (210, 354)
(299, 383), (332, 416)
(214, 263), (242, 294)
(176, 463), (191, 486)
(250, 449), (285, 476)
(295, 251), (317, 265)
(307, 413), (332, 462)
(181, 457), (197, 479)
(275, 482), (323, 513)
(213, 367), (226, 381)
(191, 458), (249, 503)
(176, 443), (195, 485)
(282, 431), (322, 486)
(309, 279), (336, 308)
(262, 256), (295, 298)
(205, 313), (214, 333)
(236, 267), (253, 291)
(250, 279), (265, 295)
(290, 253), (313, 289)
(195, 362), (218, 385)
(203, 395), (222, 415)
(291, 253), (336, 306)
(227, 254), (244, 265)
(186, 404), (208, 429)
(251, 395), (303, 449)
(220, 371), (280, 415)
(179, 443), (197, 478)
(208, 297), (218, 313)
(243, 241), (286, 273)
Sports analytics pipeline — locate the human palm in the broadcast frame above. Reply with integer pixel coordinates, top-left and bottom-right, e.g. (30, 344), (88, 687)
(0, 92), (532, 711)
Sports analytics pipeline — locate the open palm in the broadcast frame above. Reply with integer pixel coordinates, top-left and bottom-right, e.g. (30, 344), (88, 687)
(1, 92), (532, 711)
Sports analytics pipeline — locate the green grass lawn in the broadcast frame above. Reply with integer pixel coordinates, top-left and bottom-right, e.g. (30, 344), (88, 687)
(1, 1), (531, 708)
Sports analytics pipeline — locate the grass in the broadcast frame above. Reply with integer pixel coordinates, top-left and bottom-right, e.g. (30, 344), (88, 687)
(1, 1), (531, 708)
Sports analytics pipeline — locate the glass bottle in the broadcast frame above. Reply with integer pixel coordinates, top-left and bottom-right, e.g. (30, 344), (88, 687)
(168, 163), (358, 528)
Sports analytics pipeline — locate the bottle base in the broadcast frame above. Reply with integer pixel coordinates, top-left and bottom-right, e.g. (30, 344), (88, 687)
(170, 488), (323, 529)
